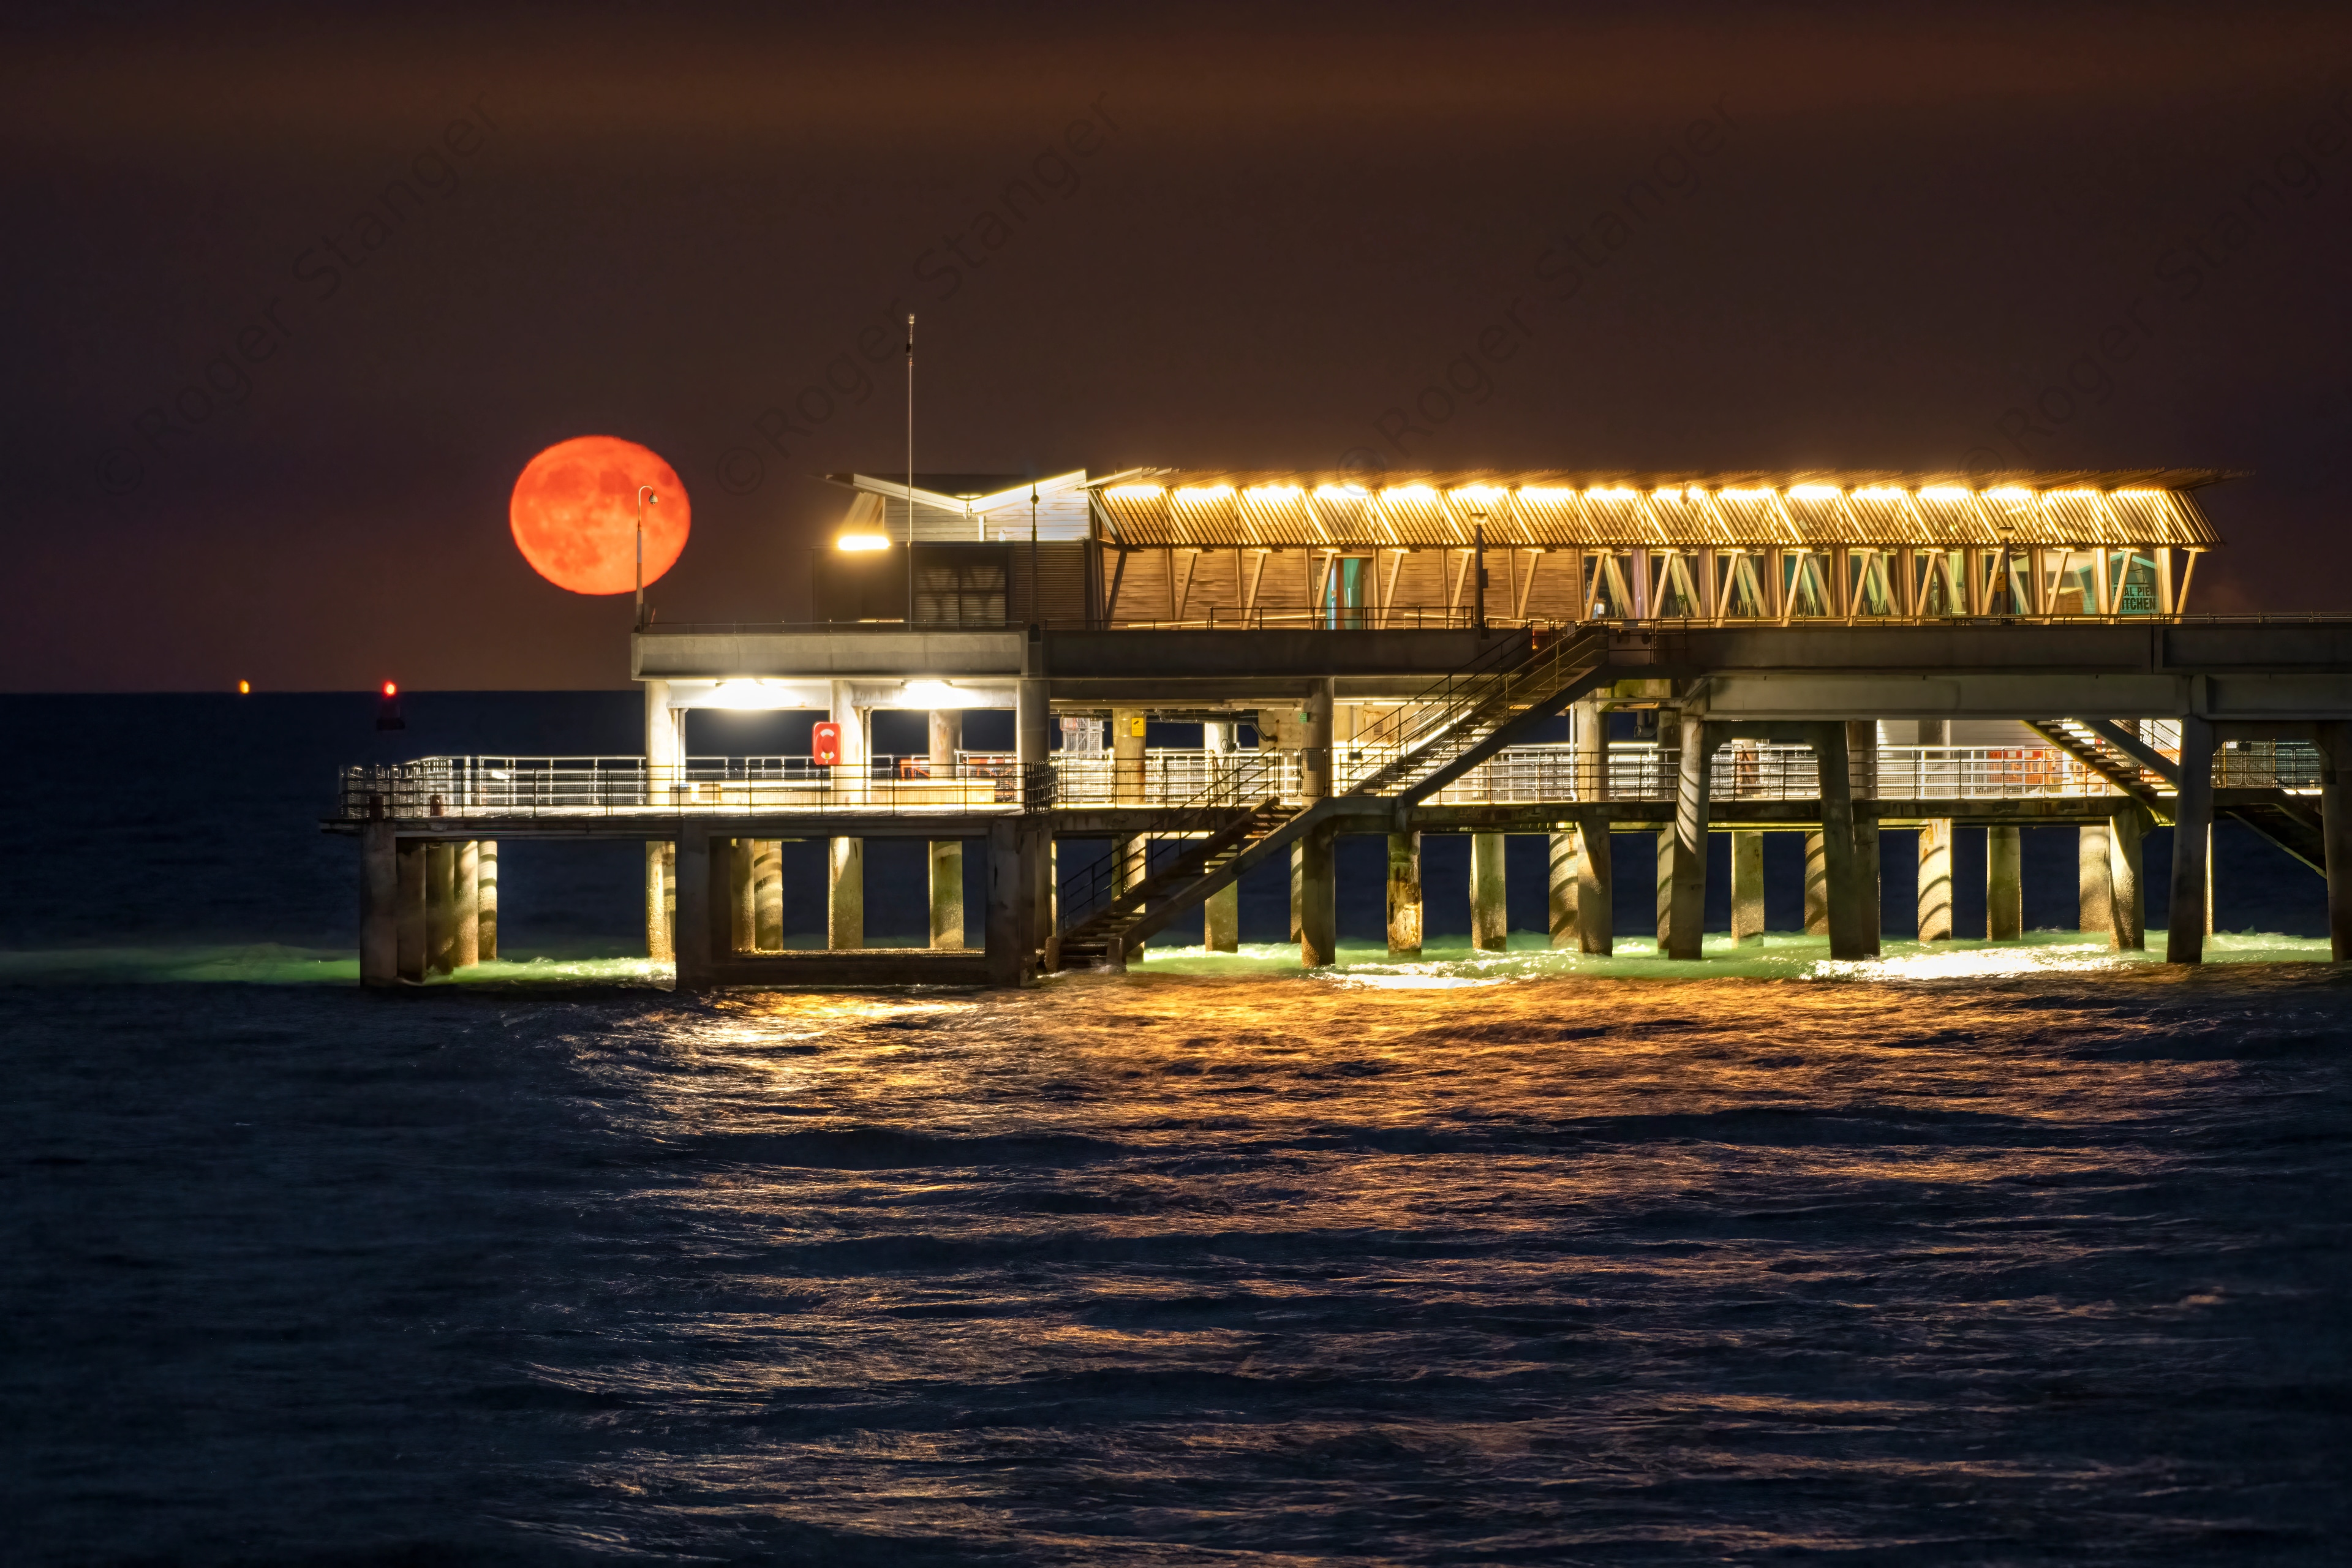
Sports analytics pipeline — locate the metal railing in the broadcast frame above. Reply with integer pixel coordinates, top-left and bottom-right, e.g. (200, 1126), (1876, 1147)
(339, 754), (1054, 819)
(631, 611), (2352, 636)
(336, 741), (2321, 821)
(1050, 749), (1287, 933)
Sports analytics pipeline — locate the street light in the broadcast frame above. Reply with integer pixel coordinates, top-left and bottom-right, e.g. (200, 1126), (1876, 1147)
(636, 485), (659, 628)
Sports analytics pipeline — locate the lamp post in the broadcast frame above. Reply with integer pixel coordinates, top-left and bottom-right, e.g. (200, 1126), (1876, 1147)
(635, 485), (660, 628)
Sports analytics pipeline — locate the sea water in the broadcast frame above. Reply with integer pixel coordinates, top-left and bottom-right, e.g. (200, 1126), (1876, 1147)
(4, 695), (2348, 1563)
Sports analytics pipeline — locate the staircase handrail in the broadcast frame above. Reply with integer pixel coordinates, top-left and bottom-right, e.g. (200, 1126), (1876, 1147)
(1054, 750), (1279, 931)
(1346, 624), (1609, 796)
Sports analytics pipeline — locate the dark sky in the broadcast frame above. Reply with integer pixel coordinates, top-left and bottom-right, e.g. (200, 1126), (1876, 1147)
(9, 1), (2351, 690)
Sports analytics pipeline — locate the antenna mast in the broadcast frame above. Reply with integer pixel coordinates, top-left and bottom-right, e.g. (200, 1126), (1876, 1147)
(904, 313), (916, 622)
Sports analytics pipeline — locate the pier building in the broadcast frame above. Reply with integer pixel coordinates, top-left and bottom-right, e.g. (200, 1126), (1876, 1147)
(332, 468), (2352, 986)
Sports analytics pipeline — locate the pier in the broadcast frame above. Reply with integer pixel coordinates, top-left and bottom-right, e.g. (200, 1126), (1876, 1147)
(327, 469), (2352, 986)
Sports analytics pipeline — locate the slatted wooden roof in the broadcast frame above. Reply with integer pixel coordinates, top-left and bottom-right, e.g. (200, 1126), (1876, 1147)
(1090, 470), (2232, 549)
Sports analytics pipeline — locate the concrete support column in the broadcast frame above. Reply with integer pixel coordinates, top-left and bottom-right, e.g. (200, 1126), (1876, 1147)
(827, 837), (864, 949)
(645, 678), (680, 795)
(982, 818), (1028, 987)
(1110, 835), (1150, 967)
(1654, 831), (1674, 946)
(1987, 825), (2022, 940)
(1803, 831), (1830, 935)
(1203, 721), (1240, 951)
(1302, 677), (1335, 802)
(1111, 705), (1147, 804)
(2318, 724), (2352, 961)
(1814, 723), (1868, 960)
(928, 708), (963, 949)
(753, 840), (783, 952)
(1290, 846), (1305, 941)
(645, 841), (675, 961)
(929, 841), (965, 949)
(396, 839), (426, 982)
(729, 839), (755, 953)
(2078, 823), (2113, 935)
(645, 680), (681, 943)
(1547, 827), (1579, 950)
(361, 823), (398, 987)
(929, 709), (962, 776)
(2166, 716), (2215, 963)
(453, 840), (481, 968)
(1847, 720), (1881, 957)
(673, 827), (716, 992)
(1575, 698), (1608, 804)
(1298, 821), (1337, 967)
(1389, 831), (1425, 958)
(1204, 881), (1240, 951)
(1017, 675), (1050, 804)
(1730, 831), (1764, 946)
(1577, 812), (1614, 955)
(2108, 805), (2146, 951)
(426, 842), (456, 976)
(1471, 833), (1508, 951)
(1917, 820), (1954, 943)
(1666, 712), (1712, 960)
(477, 841), (499, 962)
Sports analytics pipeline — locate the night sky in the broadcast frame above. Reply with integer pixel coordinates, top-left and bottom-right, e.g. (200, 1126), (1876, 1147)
(12, 2), (2351, 691)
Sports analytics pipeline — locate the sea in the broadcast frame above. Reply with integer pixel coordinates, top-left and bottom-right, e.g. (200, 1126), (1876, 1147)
(4, 693), (2348, 1565)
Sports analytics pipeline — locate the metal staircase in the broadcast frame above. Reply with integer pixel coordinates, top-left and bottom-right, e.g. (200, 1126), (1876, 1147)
(1344, 625), (1613, 803)
(1048, 625), (1616, 969)
(2026, 718), (2326, 872)
(1052, 796), (1291, 968)
(2022, 719), (2168, 806)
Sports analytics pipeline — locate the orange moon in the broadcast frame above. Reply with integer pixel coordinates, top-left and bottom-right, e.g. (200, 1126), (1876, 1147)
(509, 435), (690, 595)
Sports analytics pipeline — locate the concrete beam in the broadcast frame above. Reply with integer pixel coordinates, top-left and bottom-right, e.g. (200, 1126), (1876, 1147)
(636, 628), (1025, 680)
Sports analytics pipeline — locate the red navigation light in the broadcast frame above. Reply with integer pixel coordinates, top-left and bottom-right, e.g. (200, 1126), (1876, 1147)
(375, 680), (407, 732)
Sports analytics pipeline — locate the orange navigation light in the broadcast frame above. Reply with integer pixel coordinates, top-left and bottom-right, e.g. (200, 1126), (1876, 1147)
(376, 680), (407, 732)
(383, 680), (398, 698)
(237, 679), (251, 695)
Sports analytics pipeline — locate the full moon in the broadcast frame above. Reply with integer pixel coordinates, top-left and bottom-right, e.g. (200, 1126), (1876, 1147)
(510, 435), (691, 595)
